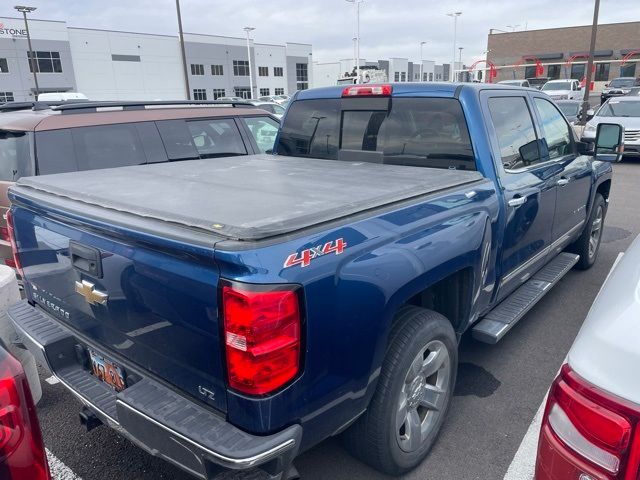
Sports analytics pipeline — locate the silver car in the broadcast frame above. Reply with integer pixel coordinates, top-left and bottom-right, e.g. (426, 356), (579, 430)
(248, 101), (286, 119)
(582, 97), (640, 156)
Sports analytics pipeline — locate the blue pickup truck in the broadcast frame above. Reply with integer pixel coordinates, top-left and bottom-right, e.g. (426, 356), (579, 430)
(6, 83), (622, 479)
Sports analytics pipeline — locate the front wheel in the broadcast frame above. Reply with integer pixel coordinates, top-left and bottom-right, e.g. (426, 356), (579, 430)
(569, 193), (606, 270)
(342, 306), (457, 475)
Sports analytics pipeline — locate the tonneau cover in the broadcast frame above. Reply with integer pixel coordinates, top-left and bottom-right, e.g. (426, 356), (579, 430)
(14, 154), (483, 241)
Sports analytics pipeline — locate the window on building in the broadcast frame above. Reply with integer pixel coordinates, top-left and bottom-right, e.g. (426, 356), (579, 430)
(547, 64), (561, 80)
(27, 51), (62, 73)
(190, 64), (204, 76)
(111, 54), (140, 62)
(0, 92), (14, 103)
(524, 65), (537, 79)
(296, 63), (308, 90)
(621, 63), (636, 78)
(275, 87), (285, 95)
(401, 72), (406, 82)
(258, 66), (269, 77)
(259, 88), (270, 97)
(487, 96), (541, 170)
(212, 88), (226, 100)
(570, 64), (586, 80)
(274, 66), (284, 77)
(234, 87), (251, 99)
(193, 88), (207, 100)
(394, 72), (400, 82)
(594, 63), (610, 82)
(211, 64), (224, 76)
(428, 72), (433, 81)
(0, 58), (8, 73)
(233, 60), (250, 76)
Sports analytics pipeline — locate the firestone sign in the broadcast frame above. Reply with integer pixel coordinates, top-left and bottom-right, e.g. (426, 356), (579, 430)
(0, 22), (27, 37)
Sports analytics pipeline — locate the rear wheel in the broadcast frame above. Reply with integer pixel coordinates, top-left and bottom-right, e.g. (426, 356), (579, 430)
(570, 193), (606, 270)
(342, 306), (457, 475)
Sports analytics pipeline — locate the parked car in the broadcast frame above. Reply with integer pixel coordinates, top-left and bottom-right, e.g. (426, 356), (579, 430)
(249, 100), (286, 118)
(627, 86), (640, 96)
(582, 97), (640, 156)
(555, 99), (583, 124)
(498, 79), (531, 87)
(0, 100), (280, 267)
(527, 77), (550, 90)
(219, 96), (246, 102)
(0, 338), (50, 479)
(37, 91), (88, 101)
(535, 234), (640, 480)
(7, 83), (619, 480)
(541, 79), (583, 100)
(601, 77), (640, 104)
(259, 95), (290, 105)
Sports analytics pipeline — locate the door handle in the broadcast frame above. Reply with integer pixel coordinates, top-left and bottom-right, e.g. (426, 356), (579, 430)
(557, 178), (570, 186)
(508, 196), (527, 207)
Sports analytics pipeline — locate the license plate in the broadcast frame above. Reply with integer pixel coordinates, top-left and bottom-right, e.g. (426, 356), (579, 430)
(88, 349), (126, 392)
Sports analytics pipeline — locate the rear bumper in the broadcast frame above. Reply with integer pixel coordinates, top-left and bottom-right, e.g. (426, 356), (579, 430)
(8, 299), (301, 479)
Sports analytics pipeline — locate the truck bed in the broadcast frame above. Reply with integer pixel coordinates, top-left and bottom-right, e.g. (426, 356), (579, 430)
(12, 154), (483, 241)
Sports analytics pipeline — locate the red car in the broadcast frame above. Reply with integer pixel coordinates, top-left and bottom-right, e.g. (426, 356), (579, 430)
(0, 339), (50, 479)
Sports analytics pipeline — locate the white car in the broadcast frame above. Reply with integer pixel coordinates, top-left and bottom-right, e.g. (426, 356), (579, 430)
(582, 97), (640, 156)
(498, 79), (531, 88)
(535, 234), (640, 480)
(258, 95), (289, 106)
(37, 92), (88, 101)
(248, 101), (286, 119)
(541, 79), (583, 101)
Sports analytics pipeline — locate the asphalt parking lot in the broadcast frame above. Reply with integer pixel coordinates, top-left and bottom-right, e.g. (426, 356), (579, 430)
(36, 159), (640, 480)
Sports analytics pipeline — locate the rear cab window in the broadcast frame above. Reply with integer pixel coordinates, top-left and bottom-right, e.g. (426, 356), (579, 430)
(0, 130), (34, 181)
(277, 97), (476, 170)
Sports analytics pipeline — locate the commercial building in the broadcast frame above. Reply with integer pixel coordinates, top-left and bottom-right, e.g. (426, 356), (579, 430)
(313, 57), (452, 87)
(0, 16), (312, 102)
(486, 21), (640, 89)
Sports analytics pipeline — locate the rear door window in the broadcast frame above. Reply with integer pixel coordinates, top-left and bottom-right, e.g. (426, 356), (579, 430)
(186, 118), (247, 158)
(241, 116), (280, 153)
(0, 131), (33, 181)
(487, 97), (541, 170)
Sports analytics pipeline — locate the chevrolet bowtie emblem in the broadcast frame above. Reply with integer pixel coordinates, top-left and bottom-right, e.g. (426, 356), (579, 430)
(75, 280), (108, 306)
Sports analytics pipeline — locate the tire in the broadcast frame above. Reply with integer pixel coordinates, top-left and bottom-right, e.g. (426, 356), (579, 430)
(342, 306), (458, 475)
(569, 193), (606, 270)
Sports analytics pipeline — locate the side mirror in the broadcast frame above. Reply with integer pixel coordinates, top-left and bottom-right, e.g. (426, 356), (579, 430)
(594, 123), (625, 162)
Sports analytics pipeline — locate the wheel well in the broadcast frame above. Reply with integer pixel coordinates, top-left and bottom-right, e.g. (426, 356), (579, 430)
(597, 180), (611, 201)
(404, 268), (473, 333)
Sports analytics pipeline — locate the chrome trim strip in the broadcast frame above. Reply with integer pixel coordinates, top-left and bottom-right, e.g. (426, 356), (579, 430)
(116, 400), (296, 469)
(500, 221), (585, 288)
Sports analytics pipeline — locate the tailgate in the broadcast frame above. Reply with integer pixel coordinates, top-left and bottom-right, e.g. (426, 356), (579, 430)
(11, 200), (227, 413)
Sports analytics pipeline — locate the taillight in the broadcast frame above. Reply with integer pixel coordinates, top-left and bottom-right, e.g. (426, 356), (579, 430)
(222, 284), (301, 395)
(0, 347), (50, 480)
(5, 211), (23, 277)
(341, 84), (392, 97)
(536, 364), (640, 480)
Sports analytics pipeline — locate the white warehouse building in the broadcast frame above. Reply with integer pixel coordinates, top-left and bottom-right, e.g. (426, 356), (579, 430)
(0, 16), (313, 102)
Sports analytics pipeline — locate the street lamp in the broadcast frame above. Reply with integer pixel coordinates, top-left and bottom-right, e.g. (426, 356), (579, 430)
(174, 0), (190, 100)
(446, 11), (462, 82)
(420, 41), (427, 82)
(243, 27), (255, 99)
(14, 5), (40, 98)
(458, 47), (464, 82)
(346, 0), (363, 83)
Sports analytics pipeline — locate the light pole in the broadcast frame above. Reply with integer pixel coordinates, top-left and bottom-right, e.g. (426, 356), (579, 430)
(174, 0), (190, 100)
(446, 12), (462, 82)
(420, 41), (427, 81)
(14, 5), (40, 98)
(580, 0), (600, 126)
(458, 47), (464, 82)
(243, 27), (255, 99)
(346, 0), (363, 83)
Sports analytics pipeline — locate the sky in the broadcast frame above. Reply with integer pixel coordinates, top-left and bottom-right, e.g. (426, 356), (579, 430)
(5, 0), (639, 66)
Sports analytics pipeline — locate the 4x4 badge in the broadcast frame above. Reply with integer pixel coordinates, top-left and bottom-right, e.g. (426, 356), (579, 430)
(284, 238), (347, 269)
(75, 280), (108, 305)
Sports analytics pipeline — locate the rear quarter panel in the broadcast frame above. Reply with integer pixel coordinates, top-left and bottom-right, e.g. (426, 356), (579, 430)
(216, 178), (499, 449)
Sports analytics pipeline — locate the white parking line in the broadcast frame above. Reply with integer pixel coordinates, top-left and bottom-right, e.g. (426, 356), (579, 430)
(47, 448), (82, 480)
